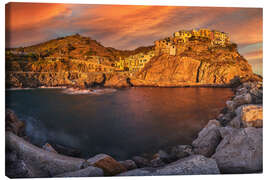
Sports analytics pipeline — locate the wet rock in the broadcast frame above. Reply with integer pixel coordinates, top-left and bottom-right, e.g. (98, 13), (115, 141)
(241, 105), (263, 128)
(119, 160), (137, 170)
(84, 154), (126, 176)
(55, 166), (104, 177)
(6, 109), (25, 136)
(170, 145), (193, 159)
(192, 120), (221, 157)
(151, 155), (220, 175)
(132, 156), (151, 168)
(212, 127), (262, 173)
(42, 143), (58, 153)
(6, 132), (85, 177)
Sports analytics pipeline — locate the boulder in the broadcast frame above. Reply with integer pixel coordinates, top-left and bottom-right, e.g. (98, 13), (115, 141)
(151, 155), (220, 175)
(118, 168), (154, 176)
(241, 105), (263, 128)
(233, 93), (252, 106)
(212, 127), (262, 173)
(132, 156), (151, 168)
(226, 93), (252, 112)
(84, 154), (126, 176)
(217, 112), (235, 126)
(6, 109), (25, 136)
(119, 160), (137, 170)
(228, 115), (242, 128)
(50, 143), (81, 157)
(250, 87), (263, 104)
(170, 145), (193, 159)
(150, 157), (165, 167)
(42, 143), (58, 153)
(54, 166), (104, 177)
(192, 120), (221, 157)
(6, 132), (85, 177)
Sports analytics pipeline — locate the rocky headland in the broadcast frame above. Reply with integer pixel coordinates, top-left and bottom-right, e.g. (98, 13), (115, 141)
(6, 80), (263, 177)
(6, 31), (261, 89)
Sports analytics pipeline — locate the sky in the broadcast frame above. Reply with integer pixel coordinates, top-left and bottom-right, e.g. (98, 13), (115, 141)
(5, 3), (263, 75)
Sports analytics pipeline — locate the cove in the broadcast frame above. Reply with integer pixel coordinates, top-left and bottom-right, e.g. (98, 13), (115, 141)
(6, 87), (233, 160)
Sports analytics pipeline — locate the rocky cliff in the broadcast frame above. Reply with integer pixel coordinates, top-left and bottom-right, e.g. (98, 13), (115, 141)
(6, 33), (260, 88)
(132, 39), (259, 86)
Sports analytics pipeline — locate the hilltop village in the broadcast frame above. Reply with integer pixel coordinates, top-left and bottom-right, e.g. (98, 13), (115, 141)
(6, 29), (231, 75)
(155, 29), (230, 56)
(115, 29), (230, 72)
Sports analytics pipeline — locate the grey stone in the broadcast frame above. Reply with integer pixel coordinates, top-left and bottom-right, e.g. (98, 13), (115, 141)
(151, 155), (220, 175)
(170, 145), (193, 159)
(55, 166), (104, 177)
(192, 120), (221, 157)
(6, 132), (85, 177)
(150, 157), (165, 167)
(132, 156), (150, 168)
(119, 160), (137, 170)
(212, 127), (262, 173)
(118, 168), (154, 176)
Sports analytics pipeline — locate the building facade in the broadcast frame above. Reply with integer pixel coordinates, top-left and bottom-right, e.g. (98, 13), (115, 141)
(155, 29), (230, 56)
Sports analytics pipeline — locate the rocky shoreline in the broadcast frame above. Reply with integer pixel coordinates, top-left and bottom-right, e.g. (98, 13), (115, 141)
(5, 80), (262, 177)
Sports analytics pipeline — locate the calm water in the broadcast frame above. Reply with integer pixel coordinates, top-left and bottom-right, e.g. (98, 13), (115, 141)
(6, 87), (232, 160)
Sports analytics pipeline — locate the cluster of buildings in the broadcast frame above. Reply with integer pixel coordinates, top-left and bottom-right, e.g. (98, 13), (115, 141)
(155, 29), (230, 56)
(115, 51), (154, 72)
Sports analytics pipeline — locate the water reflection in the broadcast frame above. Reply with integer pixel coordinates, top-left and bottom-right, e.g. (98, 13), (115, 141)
(6, 88), (232, 160)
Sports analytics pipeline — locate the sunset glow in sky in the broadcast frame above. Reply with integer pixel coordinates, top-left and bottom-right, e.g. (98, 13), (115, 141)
(5, 3), (263, 75)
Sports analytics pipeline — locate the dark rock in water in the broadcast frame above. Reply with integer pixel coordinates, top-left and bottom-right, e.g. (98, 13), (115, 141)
(212, 127), (262, 173)
(83, 154), (127, 176)
(6, 109), (25, 136)
(55, 166), (104, 177)
(42, 143), (58, 153)
(170, 145), (193, 160)
(119, 160), (137, 170)
(50, 143), (81, 157)
(192, 120), (221, 157)
(151, 155), (220, 175)
(132, 156), (151, 168)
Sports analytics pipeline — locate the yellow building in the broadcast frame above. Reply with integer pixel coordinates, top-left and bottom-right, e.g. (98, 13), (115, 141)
(115, 51), (154, 72)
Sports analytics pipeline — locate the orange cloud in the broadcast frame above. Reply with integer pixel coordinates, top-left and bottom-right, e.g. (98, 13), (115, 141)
(5, 3), (71, 30)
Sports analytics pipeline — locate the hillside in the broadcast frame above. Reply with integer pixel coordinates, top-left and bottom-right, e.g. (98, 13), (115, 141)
(5, 30), (260, 88)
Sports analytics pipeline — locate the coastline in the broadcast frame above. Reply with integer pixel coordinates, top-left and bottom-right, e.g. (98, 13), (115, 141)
(5, 79), (262, 177)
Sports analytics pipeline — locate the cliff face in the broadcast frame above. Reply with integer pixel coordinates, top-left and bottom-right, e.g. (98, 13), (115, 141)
(131, 40), (256, 86)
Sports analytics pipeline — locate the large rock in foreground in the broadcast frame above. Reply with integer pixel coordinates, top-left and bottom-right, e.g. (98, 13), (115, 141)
(6, 132), (85, 177)
(192, 120), (221, 157)
(151, 155), (220, 175)
(212, 127), (262, 173)
(55, 166), (104, 177)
